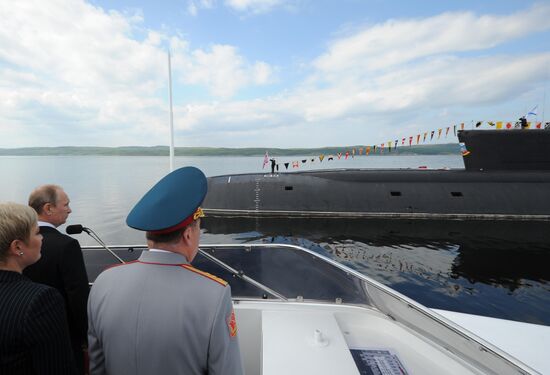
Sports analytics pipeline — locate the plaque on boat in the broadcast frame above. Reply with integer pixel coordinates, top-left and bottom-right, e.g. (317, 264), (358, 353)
(350, 348), (409, 375)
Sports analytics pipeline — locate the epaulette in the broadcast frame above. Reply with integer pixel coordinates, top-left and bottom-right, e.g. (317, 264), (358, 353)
(181, 264), (228, 287)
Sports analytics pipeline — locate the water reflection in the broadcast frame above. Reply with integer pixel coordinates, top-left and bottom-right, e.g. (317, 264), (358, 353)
(201, 217), (550, 325)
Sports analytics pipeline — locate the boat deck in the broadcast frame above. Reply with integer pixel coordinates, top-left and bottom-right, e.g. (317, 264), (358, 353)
(83, 244), (547, 374)
(236, 301), (487, 375)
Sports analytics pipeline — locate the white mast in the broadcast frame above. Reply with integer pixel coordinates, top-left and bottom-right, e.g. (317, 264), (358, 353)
(168, 51), (175, 172)
(543, 90), (546, 123)
(543, 63), (550, 123)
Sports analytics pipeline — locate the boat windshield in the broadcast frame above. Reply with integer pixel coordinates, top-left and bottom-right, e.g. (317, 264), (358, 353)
(83, 244), (370, 305)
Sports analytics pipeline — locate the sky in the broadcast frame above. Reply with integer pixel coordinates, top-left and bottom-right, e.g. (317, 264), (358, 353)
(1, 0), (549, 148)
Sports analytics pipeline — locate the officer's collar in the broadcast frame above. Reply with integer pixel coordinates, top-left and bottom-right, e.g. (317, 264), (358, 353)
(148, 248), (172, 254)
(138, 249), (189, 265)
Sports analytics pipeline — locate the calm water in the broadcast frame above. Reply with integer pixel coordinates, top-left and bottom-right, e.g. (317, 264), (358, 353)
(1, 155), (548, 325)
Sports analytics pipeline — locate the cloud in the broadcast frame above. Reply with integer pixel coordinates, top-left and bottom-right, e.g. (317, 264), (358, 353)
(0, 0), (168, 145)
(313, 3), (550, 75)
(187, 0), (291, 16)
(224, 0), (286, 14)
(0, 0), (274, 146)
(187, 2), (198, 16)
(1, 1), (549, 148)
(187, 0), (214, 16)
(176, 52), (550, 133)
(171, 4), (550, 146)
(303, 4), (550, 122)
(172, 44), (274, 98)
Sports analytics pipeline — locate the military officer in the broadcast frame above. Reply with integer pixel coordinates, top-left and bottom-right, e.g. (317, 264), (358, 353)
(87, 166), (243, 375)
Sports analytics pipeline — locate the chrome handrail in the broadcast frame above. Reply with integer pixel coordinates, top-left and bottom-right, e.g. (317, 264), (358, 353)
(198, 247), (287, 301)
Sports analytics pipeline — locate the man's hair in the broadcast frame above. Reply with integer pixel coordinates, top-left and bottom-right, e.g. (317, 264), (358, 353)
(0, 202), (37, 262)
(145, 220), (198, 244)
(28, 184), (62, 214)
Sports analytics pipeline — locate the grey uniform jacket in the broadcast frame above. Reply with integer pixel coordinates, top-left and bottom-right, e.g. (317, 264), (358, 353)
(87, 250), (243, 375)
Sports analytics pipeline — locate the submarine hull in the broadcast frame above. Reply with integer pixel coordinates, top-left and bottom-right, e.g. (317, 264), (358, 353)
(203, 169), (550, 220)
(203, 130), (550, 220)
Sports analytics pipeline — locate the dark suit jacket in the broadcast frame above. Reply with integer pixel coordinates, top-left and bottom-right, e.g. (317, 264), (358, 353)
(0, 270), (77, 374)
(23, 226), (89, 350)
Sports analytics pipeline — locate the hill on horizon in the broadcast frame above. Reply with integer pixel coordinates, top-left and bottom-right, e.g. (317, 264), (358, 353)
(0, 143), (461, 156)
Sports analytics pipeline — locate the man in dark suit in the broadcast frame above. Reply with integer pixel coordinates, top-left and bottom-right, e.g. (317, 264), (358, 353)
(24, 185), (89, 375)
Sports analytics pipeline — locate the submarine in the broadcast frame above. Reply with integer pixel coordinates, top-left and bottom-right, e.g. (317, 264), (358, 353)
(202, 129), (550, 220)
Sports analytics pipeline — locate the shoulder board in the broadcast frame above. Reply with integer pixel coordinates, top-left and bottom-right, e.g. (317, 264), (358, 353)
(181, 264), (228, 287)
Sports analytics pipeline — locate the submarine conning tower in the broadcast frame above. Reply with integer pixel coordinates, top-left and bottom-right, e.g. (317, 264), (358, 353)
(459, 129), (550, 171)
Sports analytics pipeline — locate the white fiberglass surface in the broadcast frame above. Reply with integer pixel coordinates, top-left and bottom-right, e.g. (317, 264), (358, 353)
(234, 302), (483, 375)
(434, 309), (550, 375)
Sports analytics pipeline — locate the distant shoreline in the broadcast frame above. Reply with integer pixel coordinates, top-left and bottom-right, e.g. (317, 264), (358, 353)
(0, 144), (460, 156)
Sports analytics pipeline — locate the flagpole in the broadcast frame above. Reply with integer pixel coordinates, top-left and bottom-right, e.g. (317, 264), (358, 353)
(543, 91), (546, 122)
(543, 63), (549, 122)
(168, 51), (175, 172)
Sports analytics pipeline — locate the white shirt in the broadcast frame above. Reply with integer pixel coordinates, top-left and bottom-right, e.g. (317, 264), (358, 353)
(37, 220), (56, 229)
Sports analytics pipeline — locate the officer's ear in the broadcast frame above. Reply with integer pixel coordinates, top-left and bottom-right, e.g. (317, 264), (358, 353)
(182, 225), (193, 243)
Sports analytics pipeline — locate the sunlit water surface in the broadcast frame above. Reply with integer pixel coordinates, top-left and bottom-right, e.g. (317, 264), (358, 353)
(1, 155), (548, 325)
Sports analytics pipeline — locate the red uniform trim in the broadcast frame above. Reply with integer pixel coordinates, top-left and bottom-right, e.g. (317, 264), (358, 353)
(148, 207), (205, 235)
(147, 216), (194, 235)
(136, 260), (184, 266)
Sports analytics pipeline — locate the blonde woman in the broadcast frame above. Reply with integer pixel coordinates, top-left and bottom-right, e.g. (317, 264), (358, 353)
(0, 202), (76, 375)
